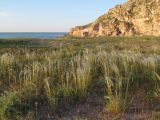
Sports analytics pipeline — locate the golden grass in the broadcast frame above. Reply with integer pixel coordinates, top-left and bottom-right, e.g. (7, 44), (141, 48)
(0, 36), (159, 119)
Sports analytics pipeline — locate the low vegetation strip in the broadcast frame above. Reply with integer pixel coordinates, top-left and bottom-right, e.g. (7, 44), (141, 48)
(0, 38), (51, 47)
(0, 36), (160, 120)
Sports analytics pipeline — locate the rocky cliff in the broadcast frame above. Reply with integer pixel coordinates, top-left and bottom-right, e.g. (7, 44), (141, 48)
(69, 0), (160, 37)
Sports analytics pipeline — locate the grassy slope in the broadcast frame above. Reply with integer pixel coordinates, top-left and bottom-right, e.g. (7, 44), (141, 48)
(0, 36), (160, 120)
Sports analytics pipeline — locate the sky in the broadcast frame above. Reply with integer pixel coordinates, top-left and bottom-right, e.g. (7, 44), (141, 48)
(0, 0), (126, 32)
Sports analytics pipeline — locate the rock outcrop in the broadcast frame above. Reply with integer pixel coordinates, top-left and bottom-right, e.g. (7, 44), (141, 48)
(69, 0), (160, 37)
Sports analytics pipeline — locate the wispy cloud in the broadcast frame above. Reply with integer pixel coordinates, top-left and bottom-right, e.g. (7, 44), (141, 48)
(0, 12), (11, 17)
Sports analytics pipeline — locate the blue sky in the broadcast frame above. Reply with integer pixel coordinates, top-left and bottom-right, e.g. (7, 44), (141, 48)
(0, 0), (126, 32)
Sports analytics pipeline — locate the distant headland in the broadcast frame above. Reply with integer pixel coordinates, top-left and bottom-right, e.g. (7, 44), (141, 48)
(70, 0), (160, 37)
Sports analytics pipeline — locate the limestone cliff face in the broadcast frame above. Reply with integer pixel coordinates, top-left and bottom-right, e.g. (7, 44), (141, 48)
(69, 0), (160, 37)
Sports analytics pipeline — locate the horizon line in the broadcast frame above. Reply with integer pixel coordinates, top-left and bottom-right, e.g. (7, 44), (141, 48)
(0, 31), (68, 33)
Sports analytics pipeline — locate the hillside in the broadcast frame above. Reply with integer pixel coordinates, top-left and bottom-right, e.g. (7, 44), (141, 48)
(70, 0), (160, 37)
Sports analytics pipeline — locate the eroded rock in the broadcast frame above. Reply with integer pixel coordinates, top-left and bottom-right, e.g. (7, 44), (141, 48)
(69, 0), (160, 37)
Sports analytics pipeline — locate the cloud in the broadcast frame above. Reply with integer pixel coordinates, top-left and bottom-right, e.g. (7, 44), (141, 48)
(0, 12), (11, 17)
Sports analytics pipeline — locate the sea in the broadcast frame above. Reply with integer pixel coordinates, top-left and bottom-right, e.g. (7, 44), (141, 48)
(0, 32), (67, 39)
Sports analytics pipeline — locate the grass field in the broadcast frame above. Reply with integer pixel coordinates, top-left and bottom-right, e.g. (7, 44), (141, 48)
(0, 36), (160, 120)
